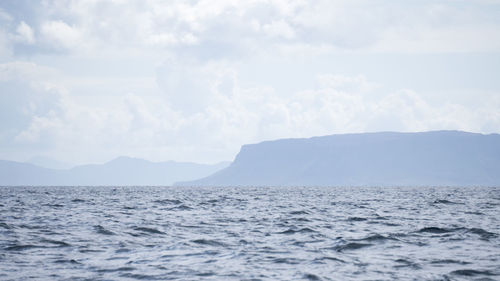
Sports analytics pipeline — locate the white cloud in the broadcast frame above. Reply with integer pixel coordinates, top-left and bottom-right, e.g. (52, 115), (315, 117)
(4, 0), (498, 57)
(262, 20), (295, 39)
(0, 62), (66, 158)
(0, 1), (499, 164)
(1, 60), (500, 163)
(41, 20), (83, 50)
(15, 21), (35, 44)
(15, 111), (62, 142)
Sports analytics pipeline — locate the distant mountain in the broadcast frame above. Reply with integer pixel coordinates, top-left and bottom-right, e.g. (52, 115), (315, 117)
(178, 131), (500, 187)
(0, 156), (230, 186)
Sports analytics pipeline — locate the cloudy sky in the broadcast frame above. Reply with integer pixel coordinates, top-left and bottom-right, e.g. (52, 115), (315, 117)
(1, 0), (500, 165)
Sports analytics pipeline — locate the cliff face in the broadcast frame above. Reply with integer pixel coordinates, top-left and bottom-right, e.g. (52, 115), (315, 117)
(179, 131), (500, 186)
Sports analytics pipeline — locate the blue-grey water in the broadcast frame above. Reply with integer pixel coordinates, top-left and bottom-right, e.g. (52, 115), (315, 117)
(0, 186), (499, 281)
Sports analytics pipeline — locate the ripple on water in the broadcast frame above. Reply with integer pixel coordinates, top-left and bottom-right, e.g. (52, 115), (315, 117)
(417, 227), (454, 234)
(466, 228), (497, 240)
(0, 186), (498, 280)
(347, 216), (367, 222)
(97, 266), (136, 273)
(42, 203), (64, 208)
(54, 259), (80, 264)
(192, 239), (227, 247)
(119, 273), (160, 280)
(314, 256), (345, 263)
(355, 234), (398, 243)
(133, 226), (165, 235)
(432, 199), (463, 205)
(94, 225), (115, 235)
(450, 269), (497, 277)
(4, 244), (42, 251)
(40, 239), (71, 247)
(153, 199), (182, 205)
(394, 258), (421, 269)
(0, 222), (11, 229)
(416, 226), (497, 240)
(278, 227), (316, 235)
(289, 210), (310, 215)
(430, 259), (471, 265)
(169, 204), (192, 211)
(331, 242), (373, 252)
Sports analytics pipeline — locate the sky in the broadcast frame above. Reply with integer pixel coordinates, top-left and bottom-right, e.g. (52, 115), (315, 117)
(1, 0), (500, 165)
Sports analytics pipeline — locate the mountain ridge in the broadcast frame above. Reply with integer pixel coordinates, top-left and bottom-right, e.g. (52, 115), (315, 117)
(177, 130), (500, 187)
(0, 157), (230, 186)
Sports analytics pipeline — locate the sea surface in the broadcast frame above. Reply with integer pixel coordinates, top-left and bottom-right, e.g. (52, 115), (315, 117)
(0, 186), (499, 281)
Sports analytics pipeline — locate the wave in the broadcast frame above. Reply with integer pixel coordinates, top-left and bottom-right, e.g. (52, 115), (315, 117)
(153, 199), (182, 205)
(417, 227), (454, 234)
(191, 239), (227, 247)
(416, 227), (497, 240)
(303, 273), (321, 280)
(278, 227), (316, 235)
(430, 259), (471, 265)
(355, 234), (397, 243)
(54, 259), (80, 264)
(40, 239), (71, 247)
(169, 205), (193, 211)
(289, 210), (310, 215)
(332, 242), (372, 252)
(0, 222), (11, 229)
(315, 256), (345, 263)
(347, 217), (367, 222)
(432, 199), (463, 205)
(42, 203), (64, 208)
(4, 244), (43, 251)
(1, 185), (498, 280)
(466, 228), (497, 240)
(393, 258), (421, 269)
(97, 267), (136, 273)
(133, 227), (165, 235)
(450, 269), (497, 277)
(94, 225), (115, 235)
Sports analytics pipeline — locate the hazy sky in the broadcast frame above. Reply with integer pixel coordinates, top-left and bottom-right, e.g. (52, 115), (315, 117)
(1, 0), (500, 165)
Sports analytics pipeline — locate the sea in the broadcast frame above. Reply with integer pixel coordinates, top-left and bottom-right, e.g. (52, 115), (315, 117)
(0, 186), (499, 281)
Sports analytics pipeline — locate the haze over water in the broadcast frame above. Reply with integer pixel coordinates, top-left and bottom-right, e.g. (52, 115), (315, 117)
(1, 186), (499, 280)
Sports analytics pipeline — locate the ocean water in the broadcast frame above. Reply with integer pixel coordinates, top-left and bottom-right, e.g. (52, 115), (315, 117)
(0, 186), (499, 281)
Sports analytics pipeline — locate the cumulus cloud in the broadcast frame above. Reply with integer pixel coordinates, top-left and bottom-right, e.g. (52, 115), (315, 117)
(0, 1), (499, 163)
(2, 0), (499, 58)
(41, 20), (83, 50)
(262, 20), (295, 39)
(0, 62), (66, 161)
(1, 59), (500, 163)
(15, 21), (34, 44)
(156, 59), (238, 114)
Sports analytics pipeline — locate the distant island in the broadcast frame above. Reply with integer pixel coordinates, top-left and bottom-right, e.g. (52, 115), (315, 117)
(3, 131), (499, 187)
(177, 131), (500, 187)
(0, 156), (229, 186)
